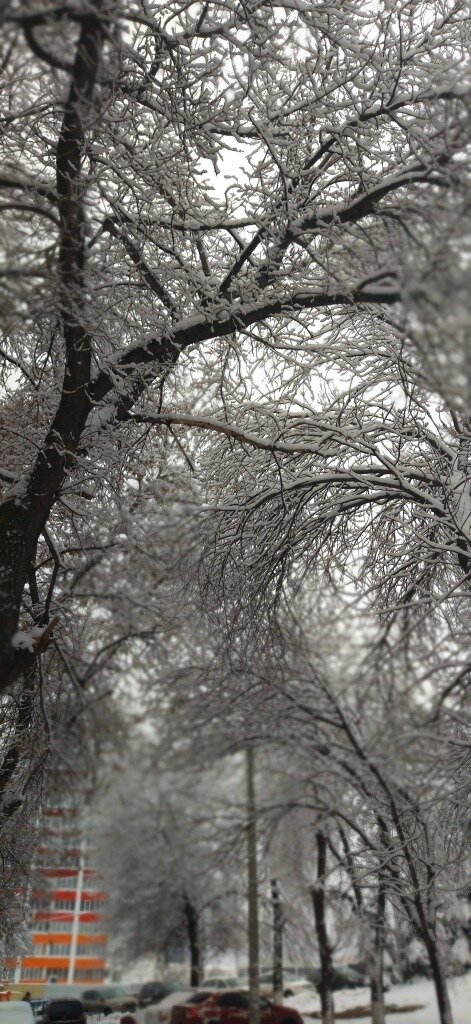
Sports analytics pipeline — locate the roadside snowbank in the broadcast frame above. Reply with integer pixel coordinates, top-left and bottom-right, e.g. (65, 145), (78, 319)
(288, 973), (471, 1024)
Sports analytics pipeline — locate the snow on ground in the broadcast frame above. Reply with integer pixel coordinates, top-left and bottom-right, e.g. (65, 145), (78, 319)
(106, 975), (471, 1024)
(288, 973), (471, 1024)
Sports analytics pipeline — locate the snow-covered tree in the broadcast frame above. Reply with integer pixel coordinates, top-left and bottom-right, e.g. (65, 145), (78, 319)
(96, 754), (248, 984)
(1, 0), (469, 688)
(1, 9), (470, 1018)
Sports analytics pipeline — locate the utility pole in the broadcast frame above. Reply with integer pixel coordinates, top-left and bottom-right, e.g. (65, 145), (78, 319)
(246, 746), (260, 1024)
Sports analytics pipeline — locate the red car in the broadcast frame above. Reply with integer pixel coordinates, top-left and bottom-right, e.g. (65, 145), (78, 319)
(170, 990), (303, 1024)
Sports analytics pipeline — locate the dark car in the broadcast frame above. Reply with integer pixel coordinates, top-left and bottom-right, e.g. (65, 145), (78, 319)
(120, 983), (141, 1000)
(346, 963), (390, 991)
(139, 981), (176, 1008)
(30, 1001), (48, 1023)
(170, 990), (303, 1024)
(43, 1001), (86, 1024)
(331, 967), (365, 990)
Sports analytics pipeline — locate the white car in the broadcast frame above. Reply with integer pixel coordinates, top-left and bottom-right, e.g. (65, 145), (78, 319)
(281, 974), (316, 997)
(238, 970), (316, 999)
(0, 1003), (35, 1023)
(155, 990), (196, 1024)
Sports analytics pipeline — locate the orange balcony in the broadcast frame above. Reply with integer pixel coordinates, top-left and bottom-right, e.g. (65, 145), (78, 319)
(31, 934), (107, 946)
(21, 956), (106, 970)
(39, 889), (106, 902)
(32, 935), (68, 947)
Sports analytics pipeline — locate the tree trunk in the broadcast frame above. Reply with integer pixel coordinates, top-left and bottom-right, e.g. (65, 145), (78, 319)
(0, 660), (36, 808)
(422, 929), (453, 1024)
(271, 877), (284, 1002)
(0, 8), (105, 689)
(312, 832), (335, 1024)
(403, 878), (454, 1024)
(370, 883), (385, 1024)
(246, 746), (260, 1024)
(183, 892), (201, 987)
(374, 805), (453, 1024)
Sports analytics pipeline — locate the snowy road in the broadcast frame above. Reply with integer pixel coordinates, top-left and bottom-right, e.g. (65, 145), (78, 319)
(290, 974), (471, 1024)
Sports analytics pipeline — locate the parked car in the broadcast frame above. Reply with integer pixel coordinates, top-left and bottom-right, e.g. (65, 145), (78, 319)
(331, 967), (366, 990)
(170, 990), (303, 1024)
(30, 1000), (48, 1022)
(279, 972), (316, 998)
(139, 981), (173, 1007)
(237, 970), (275, 998)
(79, 985), (138, 1014)
(120, 983), (141, 999)
(0, 1002), (35, 1023)
(43, 1000), (86, 1024)
(343, 963), (390, 991)
(139, 981), (189, 1008)
(238, 969), (314, 999)
(155, 990), (198, 1024)
(253, 973), (286, 998)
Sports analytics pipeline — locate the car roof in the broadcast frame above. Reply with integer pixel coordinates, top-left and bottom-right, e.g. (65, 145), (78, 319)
(46, 1000), (85, 1021)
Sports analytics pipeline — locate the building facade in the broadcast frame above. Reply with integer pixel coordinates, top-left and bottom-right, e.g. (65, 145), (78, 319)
(5, 804), (108, 987)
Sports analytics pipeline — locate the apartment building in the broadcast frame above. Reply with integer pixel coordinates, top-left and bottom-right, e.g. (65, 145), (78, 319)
(5, 804), (108, 987)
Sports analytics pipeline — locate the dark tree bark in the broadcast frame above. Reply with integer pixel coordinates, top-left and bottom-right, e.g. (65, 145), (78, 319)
(311, 831), (335, 1024)
(370, 881), (386, 1024)
(0, 660), (36, 811)
(271, 877), (284, 1002)
(421, 927), (453, 1024)
(324, 692), (454, 1024)
(0, 5), (105, 685)
(183, 892), (201, 987)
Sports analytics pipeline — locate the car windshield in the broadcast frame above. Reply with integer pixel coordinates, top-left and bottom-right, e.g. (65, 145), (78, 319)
(186, 995), (212, 1005)
(46, 1001), (84, 1022)
(102, 987), (124, 997)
